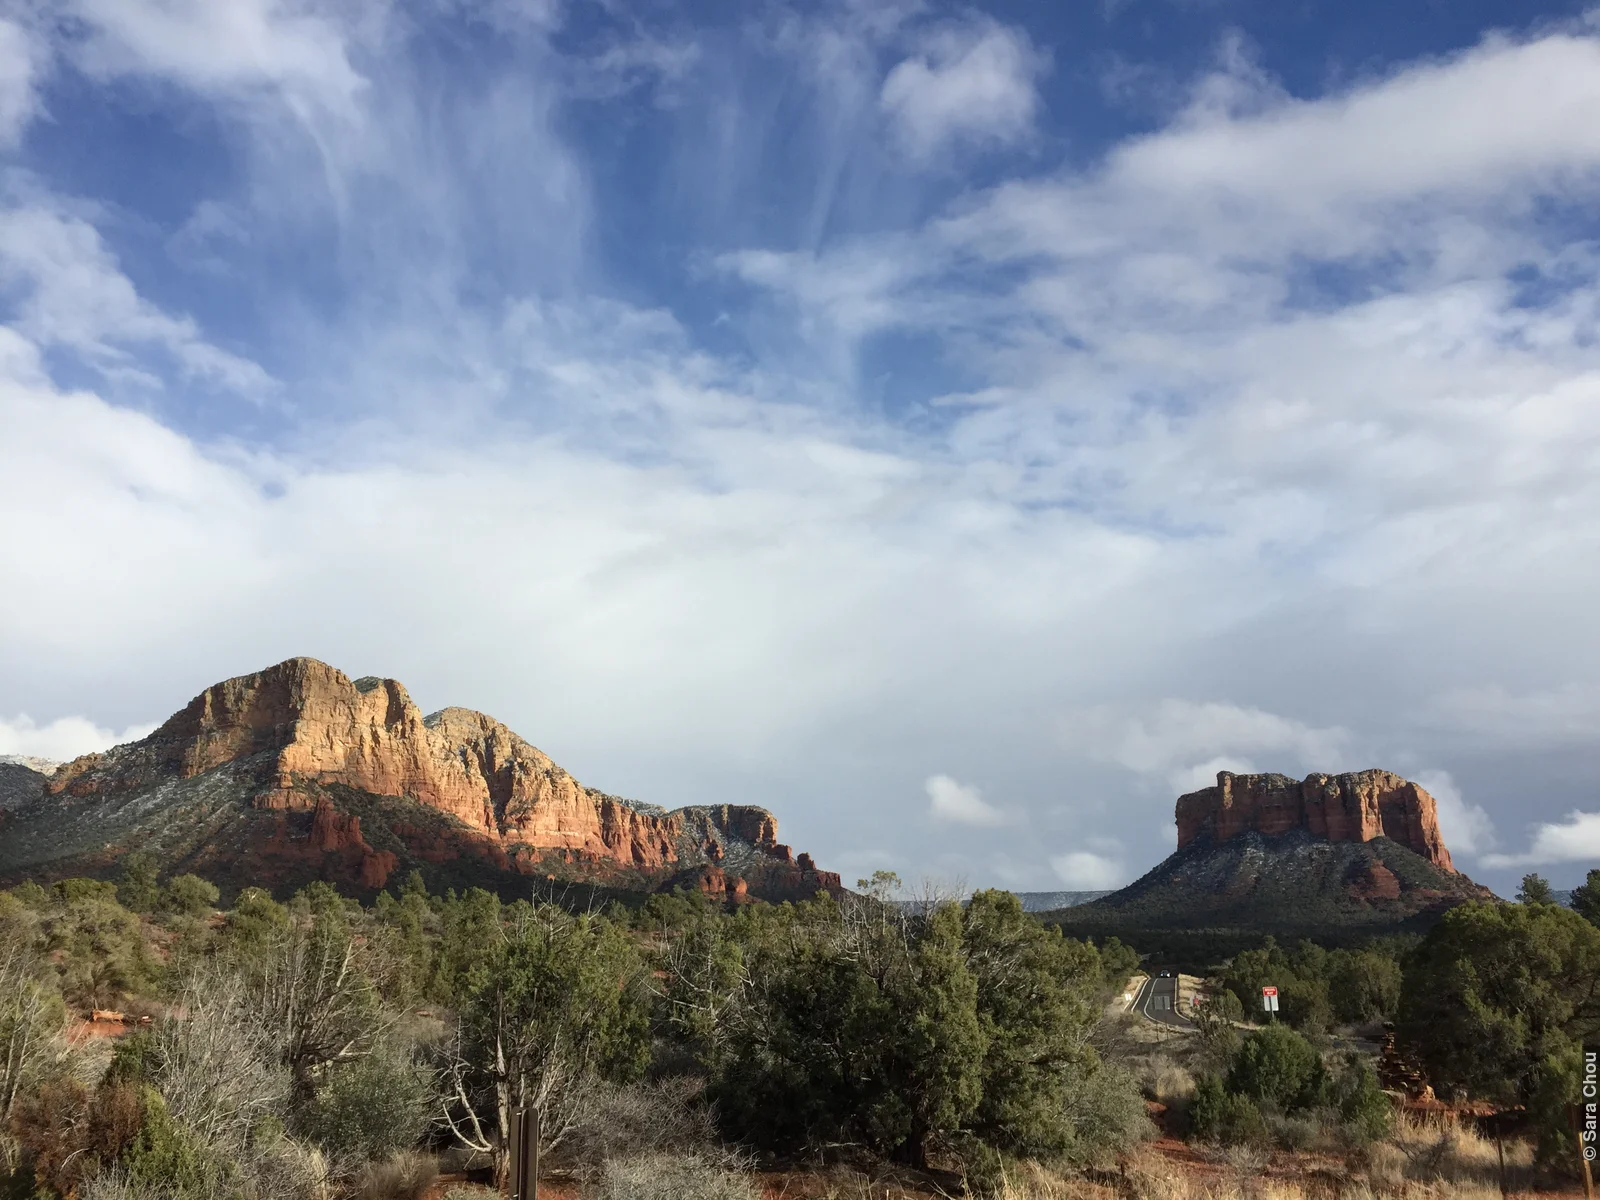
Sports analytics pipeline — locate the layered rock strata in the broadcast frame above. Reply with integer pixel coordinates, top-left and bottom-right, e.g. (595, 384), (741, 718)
(1175, 769), (1455, 872)
(41, 658), (837, 896)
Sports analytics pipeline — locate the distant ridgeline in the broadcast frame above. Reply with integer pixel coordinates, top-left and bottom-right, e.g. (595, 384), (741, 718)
(1042, 770), (1494, 957)
(1013, 891), (1112, 912)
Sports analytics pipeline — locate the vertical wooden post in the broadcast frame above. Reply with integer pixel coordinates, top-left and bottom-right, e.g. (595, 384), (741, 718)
(1572, 1104), (1595, 1200)
(508, 1108), (538, 1200)
(1495, 1133), (1507, 1200)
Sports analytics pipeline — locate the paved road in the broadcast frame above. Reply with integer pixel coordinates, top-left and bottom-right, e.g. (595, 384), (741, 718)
(1135, 972), (1195, 1030)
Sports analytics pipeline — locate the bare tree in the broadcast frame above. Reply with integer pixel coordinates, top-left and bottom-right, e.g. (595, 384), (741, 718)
(0, 948), (67, 1124)
(247, 911), (391, 1096)
(657, 921), (750, 1064)
(155, 966), (291, 1157)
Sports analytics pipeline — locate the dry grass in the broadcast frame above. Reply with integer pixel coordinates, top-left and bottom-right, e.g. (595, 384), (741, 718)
(1152, 1064), (1198, 1106)
(1116, 1150), (1510, 1200)
(352, 1149), (438, 1200)
(717, 1131), (1550, 1200)
(1102, 1112), (1546, 1200)
(593, 1152), (761, 1200)
(755, 1161), (1115, 1200)
(987, 1161), (1117, 1199)
(556, 1076), (742, 1180)
(1387, 1109), (1533, 1192)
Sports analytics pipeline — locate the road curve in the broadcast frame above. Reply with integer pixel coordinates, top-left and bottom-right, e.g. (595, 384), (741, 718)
(1135, 972), (1195, 1030)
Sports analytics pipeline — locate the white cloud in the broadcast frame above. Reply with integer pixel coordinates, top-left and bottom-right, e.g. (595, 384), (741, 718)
(1165, 756), (1261, 798)
(1050, 850), (1125, 889)
(1482, 811), (1600, 868)
(1063, 700), (1354, 796)
(926, 774), (1007, 826)
(2, 10), (1600, 897)
(0, 18), (45, 147)
(580, 33), (700, 100)
(1127, 30), (1600, 216)
(0, 714), (156, 763)
(63, 0), (365, 124)
(880, 21), (1044, 162)
(0, 204), (273, 394)
(1412, 770), (1497, 857)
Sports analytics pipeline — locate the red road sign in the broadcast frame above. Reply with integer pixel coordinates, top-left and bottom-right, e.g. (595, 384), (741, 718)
(1262, 986), (1278, 997)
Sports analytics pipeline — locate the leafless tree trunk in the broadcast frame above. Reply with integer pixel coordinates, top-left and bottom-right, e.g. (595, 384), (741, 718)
(0, 948), (66, 1124)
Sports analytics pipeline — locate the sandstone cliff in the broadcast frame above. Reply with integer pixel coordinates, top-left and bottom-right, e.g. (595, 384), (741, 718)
(1175, 769), (1455, 871)
(1049, 767), (1490, 939)
(15, 658), (838, 900)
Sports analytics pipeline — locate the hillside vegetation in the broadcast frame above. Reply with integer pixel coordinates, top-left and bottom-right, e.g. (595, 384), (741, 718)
(0, 867), (1147, 1199)
(2, 865), (1597, 1199)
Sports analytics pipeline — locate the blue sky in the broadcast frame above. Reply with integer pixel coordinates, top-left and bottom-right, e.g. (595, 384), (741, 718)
(2, 0), (1599, 894)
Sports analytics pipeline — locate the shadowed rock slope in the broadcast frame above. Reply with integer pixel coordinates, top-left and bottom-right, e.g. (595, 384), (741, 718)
(0, 658), (840, 903)
(1049, 770), (1493, 941)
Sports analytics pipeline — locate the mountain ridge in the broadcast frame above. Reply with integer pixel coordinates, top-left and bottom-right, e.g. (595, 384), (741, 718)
(0, 658), (840, 903)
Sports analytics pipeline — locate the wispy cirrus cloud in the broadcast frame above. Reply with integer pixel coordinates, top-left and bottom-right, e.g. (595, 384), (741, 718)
(0, 203), (273, 393)
(1, 4), (1598, 895)
(0, 18), (45, 147)
(60, 0), (367, 122)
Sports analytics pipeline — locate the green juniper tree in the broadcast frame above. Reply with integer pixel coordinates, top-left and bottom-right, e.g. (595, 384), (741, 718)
(1517, 873), (1556, 905)
(439, 903), (650, 1183)
(1569, 868), (1600, 928)
(1399, 899), (1600, 1165)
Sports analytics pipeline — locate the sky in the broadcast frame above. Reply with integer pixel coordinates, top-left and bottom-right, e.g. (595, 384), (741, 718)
(1, 0), (1598, 896)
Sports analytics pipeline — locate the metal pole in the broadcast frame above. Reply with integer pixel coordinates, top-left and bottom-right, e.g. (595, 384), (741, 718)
(509, 1108), (539, 1200)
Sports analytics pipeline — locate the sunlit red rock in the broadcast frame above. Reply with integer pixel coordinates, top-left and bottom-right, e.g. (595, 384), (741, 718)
(1175, 769), (1455, 871)
(42, 658), (834, 898)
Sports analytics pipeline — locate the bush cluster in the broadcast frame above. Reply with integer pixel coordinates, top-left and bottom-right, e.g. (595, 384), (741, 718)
(1190, 1025), (1391, 1150)
(1, 865), (1150, 1198)
(663, 884), (1150, 1177)
(1397, 898), (1600, 1165)
(1218, 936), (1407, 1035)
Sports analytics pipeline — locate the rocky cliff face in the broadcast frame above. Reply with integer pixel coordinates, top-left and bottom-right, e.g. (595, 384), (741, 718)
(1058, 827), (1492, 939)
(1048, 767), (1488, 937)
(1175, 769), (1455, 871)
(19, 658), (839, 900)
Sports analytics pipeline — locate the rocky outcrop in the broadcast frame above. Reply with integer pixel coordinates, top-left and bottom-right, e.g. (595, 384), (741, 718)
(689, 865), (750, 903)
(1046, 768), (1488, 938)
(36, 658), (834, 899)
(1175, 770), (1456, 871)
(306, 796), (398, 889)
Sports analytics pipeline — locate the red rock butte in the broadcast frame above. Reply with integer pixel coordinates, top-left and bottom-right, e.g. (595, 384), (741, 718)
(44, 657), (837, 895)
(1174, 769), (1456, 872)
